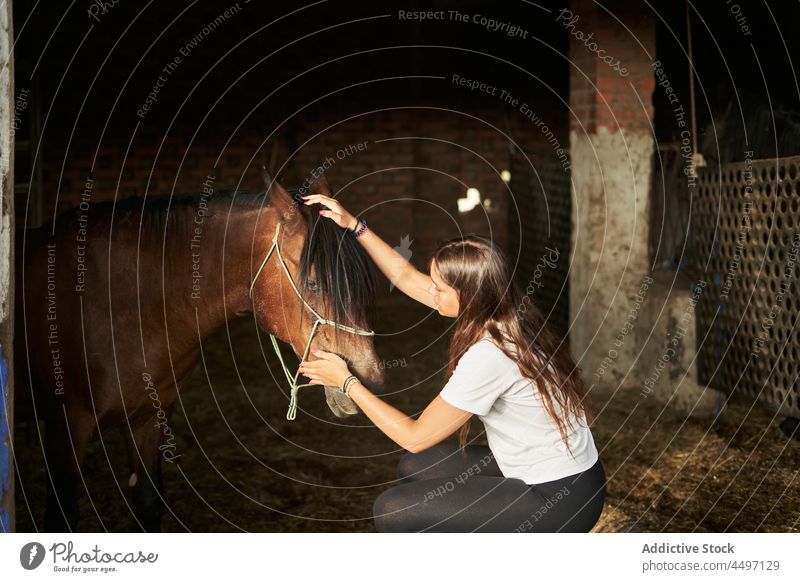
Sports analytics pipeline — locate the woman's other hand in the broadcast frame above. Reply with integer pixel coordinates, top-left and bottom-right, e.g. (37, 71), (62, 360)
(302, 194), (358, 231)
(297, 348), (353, 388)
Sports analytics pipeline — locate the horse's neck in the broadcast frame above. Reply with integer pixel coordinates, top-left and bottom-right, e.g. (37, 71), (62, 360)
(173, 203), (275, 342)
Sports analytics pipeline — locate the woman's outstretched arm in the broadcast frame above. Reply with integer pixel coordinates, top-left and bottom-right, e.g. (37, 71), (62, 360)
(346, 384), (471, 453)
(351, 225), (437, 309)
(298, 349), (472, 453)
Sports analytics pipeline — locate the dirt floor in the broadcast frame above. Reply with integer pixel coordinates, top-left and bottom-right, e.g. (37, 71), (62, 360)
(13, 293), (800, 532)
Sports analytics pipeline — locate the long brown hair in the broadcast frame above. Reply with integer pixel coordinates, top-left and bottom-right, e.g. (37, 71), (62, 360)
(429, 235), (592, 458)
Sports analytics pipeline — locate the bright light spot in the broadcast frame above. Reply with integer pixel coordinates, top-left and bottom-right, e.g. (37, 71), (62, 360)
(457, 199), (474, 213)
(501, 170), (511, 182)
(483, 198), (492, 208)
(457, 188), (481, 213)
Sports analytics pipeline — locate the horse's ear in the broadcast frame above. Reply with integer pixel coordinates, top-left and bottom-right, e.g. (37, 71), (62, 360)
(261, 166), (274, 190)
(307, 172), (332, 196)
(262, 166), (300, 225)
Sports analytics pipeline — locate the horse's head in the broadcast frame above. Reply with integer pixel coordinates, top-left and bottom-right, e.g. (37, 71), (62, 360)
(250, 169), (385, 417)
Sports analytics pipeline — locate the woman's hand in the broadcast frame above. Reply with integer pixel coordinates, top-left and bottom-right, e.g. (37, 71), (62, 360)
(297, 348), (353, 388)
(302, 194), (359, 231)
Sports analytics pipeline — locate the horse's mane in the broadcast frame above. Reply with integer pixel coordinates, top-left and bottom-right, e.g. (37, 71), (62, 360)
(124, 189), (268, 238)
(53, 189), (267, 239)
(297, 199), (377, 330)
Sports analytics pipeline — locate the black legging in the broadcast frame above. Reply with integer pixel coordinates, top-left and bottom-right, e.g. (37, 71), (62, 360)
(372, 443), (606, 532)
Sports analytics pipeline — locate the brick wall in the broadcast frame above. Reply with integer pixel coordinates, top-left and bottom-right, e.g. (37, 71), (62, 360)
(43, 106), (566, 272)
(567, 0), (655, 133)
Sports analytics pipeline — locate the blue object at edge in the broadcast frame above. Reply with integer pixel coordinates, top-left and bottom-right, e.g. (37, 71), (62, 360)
(0, 344), (11, 532)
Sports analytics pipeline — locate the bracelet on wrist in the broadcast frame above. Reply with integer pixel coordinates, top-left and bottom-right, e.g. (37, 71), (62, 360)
(343, 375), (362, 397)
(341, 374), (357, 394)
(344, 378), (360, 397)
(353, 218), (368, 238)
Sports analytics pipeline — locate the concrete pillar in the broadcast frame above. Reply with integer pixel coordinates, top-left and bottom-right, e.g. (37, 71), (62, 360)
(634, 272), (724, 418)
(566, 0), (655, 388)
(0, 0), (14, 532)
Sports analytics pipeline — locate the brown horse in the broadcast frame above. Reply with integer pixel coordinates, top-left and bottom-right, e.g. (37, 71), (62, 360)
(14, 171), (384, 531)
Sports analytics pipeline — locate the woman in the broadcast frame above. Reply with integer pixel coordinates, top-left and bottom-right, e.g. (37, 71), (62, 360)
(297, 192), (606, 533)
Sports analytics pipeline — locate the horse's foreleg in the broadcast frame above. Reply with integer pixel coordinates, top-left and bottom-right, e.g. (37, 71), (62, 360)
(43, 408), (95, 532)
(126, 407), (176, 532)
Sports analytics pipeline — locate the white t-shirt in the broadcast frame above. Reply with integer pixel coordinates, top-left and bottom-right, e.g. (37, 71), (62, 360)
(439, 331), (599, 485)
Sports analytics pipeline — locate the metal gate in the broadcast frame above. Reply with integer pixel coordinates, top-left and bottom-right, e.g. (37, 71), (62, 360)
(688, 155), (800, 417)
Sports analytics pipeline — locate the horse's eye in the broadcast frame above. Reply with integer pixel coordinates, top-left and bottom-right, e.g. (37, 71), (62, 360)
(307, 280), (319, 292)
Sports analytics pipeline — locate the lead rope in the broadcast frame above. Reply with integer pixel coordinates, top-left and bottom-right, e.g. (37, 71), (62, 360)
(248, 222), (375, 420)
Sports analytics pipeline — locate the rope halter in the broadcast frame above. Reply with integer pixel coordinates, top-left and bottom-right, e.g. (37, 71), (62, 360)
(248, 221), (375, 420)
